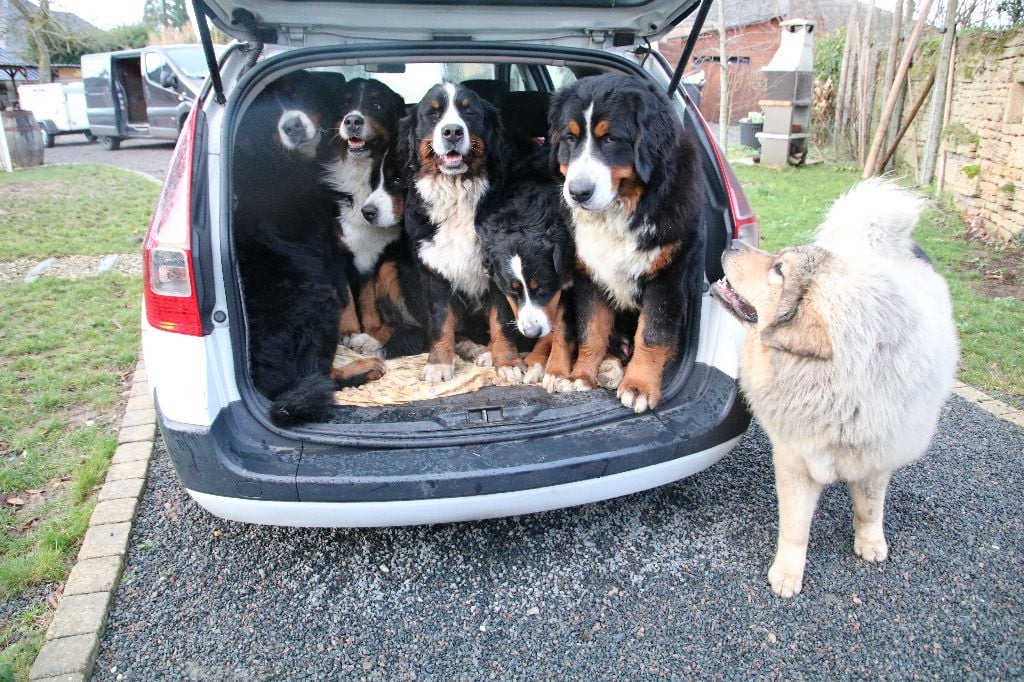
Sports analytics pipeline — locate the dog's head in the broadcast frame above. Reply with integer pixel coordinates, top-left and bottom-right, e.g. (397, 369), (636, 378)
(249, 70), (345, 161)
(334, 78), (405, 159)
(548, 73), (679, 213)
(712, 241), (835, 360)
(360, 149), (406, 228)
(409, 81), (503, 178)
(482, 185), (573, 338)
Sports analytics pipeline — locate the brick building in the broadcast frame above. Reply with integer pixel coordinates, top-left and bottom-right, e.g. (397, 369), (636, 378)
(659, 0), (853, 123)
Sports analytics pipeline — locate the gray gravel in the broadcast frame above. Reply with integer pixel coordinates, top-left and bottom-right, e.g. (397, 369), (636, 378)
(43, 135), (174, 182)
(93, 396), (1023, 680)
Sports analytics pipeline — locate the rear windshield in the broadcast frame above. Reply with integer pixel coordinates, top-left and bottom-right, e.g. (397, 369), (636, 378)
(281, 0), (652, 5)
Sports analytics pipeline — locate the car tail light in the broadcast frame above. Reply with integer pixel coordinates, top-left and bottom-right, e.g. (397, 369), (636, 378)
(143, 105), (202, 336)
(693, 111), (760, 245)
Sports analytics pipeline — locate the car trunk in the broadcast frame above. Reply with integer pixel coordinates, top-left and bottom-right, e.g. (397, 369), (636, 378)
(205, 2), (729, 443)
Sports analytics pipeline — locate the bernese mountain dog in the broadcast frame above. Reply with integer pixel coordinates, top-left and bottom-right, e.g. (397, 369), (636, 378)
(548, 72), (705, 413)
(402, 81), (516, 383)
(233, 69), (384, 425)
(478, 181), (576, 385)
(344, 147), (429, 358)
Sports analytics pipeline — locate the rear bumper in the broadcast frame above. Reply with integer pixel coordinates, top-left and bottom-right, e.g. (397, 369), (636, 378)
(158, 362), (749, 525)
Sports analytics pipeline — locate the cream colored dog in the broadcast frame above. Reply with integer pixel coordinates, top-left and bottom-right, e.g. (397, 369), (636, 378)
(711, 179), (958, 598)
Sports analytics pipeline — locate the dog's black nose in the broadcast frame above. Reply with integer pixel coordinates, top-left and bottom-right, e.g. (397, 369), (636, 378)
(281, 117), (304, 139)
(361, 205), (378, 223)
(344, 113), (364, 129)
(567, 180), (594, 204)
(441, 124), (464, 142)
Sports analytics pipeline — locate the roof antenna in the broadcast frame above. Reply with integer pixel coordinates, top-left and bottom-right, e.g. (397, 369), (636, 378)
(191, 0), (226, 104)
(667, 0), (713, 97)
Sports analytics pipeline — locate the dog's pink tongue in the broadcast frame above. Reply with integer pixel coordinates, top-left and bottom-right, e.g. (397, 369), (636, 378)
(348, 138), (365, 150)
(443, 152), (464, 168)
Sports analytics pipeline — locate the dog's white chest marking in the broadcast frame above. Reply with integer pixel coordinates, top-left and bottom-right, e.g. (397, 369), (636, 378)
(415, 173), (490, 301)
(571, 204), (659, 311)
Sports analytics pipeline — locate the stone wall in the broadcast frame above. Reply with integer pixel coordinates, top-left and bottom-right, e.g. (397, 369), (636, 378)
(903, 29), (1024, 242)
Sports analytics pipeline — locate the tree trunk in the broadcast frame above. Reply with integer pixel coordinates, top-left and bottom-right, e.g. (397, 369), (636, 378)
(919, 0), (959, 186)
(833, 2), (860, 148)
(717, 0), (730, 152)
(10, 0), (52, 84)
(857, 0), (876, 166)
(883, 0), (910, 173)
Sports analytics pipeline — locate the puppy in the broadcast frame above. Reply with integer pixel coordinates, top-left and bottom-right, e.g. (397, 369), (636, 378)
(233, 70), (384, 425)
(711, 179), (959, 597)
(402, 81), (516, 382)
(549, 73), (705, 413)
(478, 181), (576, 385)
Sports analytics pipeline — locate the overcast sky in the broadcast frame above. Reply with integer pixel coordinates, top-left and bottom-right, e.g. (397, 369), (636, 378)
(50, 0), (146, 29)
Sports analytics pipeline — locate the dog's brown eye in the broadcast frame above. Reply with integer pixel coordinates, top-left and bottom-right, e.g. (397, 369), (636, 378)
(772, 262), (784, 277)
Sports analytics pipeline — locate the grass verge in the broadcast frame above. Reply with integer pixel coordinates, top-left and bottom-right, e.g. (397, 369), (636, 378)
(0, 164), (154, 681)
(0, 164), (157, 260)
(732, 163), (1024, 403)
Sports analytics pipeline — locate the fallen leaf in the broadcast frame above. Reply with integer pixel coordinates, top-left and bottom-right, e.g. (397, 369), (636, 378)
(25, 488), (42, 495)
(213, 529), (222, 537)
(5, 497), (25, 506)
(527, 606), (540, 616)
(47, 595), (58, 609)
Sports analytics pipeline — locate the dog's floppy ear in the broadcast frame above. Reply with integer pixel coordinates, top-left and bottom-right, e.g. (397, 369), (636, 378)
(396, 112), (416, 174)
(629, 84), (677, 185)
(760, 266), (833, 360)
(547, 86), (572, 179)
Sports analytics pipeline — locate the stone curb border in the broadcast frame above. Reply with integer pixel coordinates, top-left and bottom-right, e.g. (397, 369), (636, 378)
(953, 381), (1024, 430)
(28, 360), (155, 682)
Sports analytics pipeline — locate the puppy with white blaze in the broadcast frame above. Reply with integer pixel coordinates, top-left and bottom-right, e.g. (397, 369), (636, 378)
(711, 179), (959, 598)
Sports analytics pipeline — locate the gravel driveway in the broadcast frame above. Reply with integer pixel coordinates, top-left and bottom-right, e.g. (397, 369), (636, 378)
(44, 135), (174, 182)
(92, 396), (1022, 680)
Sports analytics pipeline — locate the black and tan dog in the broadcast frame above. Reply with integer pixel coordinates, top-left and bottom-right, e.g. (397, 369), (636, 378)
(548, 73), (705, 413)
(402, 81), (516, 382)
(233, 70), (384, 425)
(478, 181), (576, 384)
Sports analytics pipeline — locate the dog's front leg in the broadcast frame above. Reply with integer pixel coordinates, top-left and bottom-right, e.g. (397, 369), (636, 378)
(421, 269), (458, 383)
(616, 273), (682, 413)
(562, 274), (614, 393)
(850, 471), (893, 562)
(769, 455), (824, 598)
(477, 289), (526, 384)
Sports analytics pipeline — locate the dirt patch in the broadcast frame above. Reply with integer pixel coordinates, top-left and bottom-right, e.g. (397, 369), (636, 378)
(0, 179), (75, 203)
(959, 228), (1024, 301)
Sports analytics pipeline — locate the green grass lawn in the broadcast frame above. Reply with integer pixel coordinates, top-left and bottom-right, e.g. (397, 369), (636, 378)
(732, 163), (1024, 404)
(0, 165), (154, 680)
(0, 165), (158, 260)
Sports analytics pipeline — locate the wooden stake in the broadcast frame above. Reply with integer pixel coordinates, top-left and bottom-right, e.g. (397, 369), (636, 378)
(834, 2), (859, 150)
(879, 67), (937, 171)
(863, 0), (935, 178)
(936, 36), (958, 193)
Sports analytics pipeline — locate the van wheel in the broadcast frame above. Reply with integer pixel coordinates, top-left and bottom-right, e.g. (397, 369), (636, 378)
(84, 132), (98, 143)
(99, 136), (121, 151)
(40, 127), (54, 148)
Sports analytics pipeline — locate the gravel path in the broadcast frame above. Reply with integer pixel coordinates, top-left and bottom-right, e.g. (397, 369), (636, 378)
(44, 135), (174, 182)
(93, 396), (1023, 680)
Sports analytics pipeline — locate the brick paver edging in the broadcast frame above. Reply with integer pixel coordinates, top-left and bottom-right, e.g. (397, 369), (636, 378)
(29, 360), (155, 682)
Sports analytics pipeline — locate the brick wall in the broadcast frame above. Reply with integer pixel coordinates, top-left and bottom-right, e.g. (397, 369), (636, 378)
(903, 29), (1024, 242)
(661, 20), (782, 124)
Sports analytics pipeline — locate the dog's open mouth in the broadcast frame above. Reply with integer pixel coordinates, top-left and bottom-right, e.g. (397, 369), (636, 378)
(711, 278), (758, 324)
(347, 138), (368, 154)
(439, 151), (466, 171)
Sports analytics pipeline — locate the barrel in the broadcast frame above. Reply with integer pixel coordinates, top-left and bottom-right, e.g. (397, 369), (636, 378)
(1, 109), (44, 171)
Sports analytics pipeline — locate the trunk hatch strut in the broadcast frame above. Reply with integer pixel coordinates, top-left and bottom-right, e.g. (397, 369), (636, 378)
(192, 0), (226, 104)
(666, 0), (712, 97)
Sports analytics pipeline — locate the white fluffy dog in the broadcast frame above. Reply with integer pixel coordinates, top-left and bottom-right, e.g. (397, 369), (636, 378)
(711, 179), (959, 597)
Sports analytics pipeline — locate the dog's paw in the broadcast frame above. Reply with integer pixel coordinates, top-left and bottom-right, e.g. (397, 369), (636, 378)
(542, 373), (574, 393)
(854, 534), (889, 563)
(496, 364), (525, 384)
(597, 357), (624, 390)
(767, 562), (804, 598)
(422, 362), (454, 383)
(615, 375), (660, 414)
(572, 378), (597, 392)
(474, 351), (494, 368)
(523, 363), (546, 385)
(344, 333), (382, 356)
(455, 339), (487, 362)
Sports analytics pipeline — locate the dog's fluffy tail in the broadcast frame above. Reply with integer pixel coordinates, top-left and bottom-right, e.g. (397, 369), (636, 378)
(815, 178), (925, 258)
